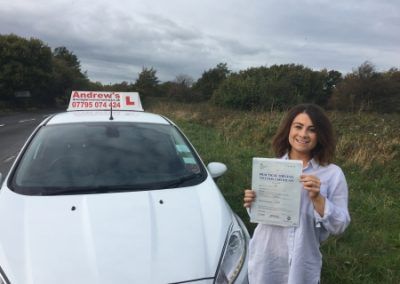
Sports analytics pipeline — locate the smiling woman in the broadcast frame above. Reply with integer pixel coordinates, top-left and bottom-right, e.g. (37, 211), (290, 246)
(244, 103), (350, 284)
(287, 113), (318, 163)
(272, 104), (336, 167)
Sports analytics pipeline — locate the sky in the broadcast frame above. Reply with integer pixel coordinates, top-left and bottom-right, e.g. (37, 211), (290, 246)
(1, 0), (399, 84)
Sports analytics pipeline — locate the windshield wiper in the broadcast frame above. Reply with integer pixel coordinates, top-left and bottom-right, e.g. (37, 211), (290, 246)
(40, 186), (133, 196)
(158, 173), (203, 188)
(36, 174), (203, 195)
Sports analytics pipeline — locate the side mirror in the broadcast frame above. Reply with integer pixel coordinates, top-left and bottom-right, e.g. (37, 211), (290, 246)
(207, 162), (227, 179)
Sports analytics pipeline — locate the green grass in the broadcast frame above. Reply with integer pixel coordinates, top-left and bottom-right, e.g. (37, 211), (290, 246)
(146, 98), (400, 283)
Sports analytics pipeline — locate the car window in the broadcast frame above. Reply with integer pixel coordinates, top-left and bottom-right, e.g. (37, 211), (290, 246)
(11, 122), (206, 195)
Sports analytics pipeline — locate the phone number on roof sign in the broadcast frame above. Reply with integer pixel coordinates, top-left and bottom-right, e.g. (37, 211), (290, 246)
(71, 101), (121, 108)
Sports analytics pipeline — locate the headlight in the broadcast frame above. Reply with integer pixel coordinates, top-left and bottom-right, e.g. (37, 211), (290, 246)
(0, 266), (9, 284)
(215, 215), (249, 284)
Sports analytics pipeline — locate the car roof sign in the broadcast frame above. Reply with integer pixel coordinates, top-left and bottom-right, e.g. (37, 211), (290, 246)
(67, 91), (144, 112)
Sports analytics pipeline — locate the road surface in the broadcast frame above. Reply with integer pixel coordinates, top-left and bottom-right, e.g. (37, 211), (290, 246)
(0, 110), (58, 179)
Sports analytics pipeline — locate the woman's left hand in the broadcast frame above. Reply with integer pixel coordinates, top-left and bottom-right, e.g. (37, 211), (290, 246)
(301, 174), (325, 216)
(300, 174), (321, 200)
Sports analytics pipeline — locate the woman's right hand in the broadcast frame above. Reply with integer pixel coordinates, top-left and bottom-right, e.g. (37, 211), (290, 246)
(243, 189), (256, 208)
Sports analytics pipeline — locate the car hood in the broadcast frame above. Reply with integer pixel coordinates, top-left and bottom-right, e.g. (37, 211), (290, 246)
(0, 177), (232, 284)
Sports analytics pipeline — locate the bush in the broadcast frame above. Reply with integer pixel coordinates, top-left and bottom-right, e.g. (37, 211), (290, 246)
(211, 65), (337, 111)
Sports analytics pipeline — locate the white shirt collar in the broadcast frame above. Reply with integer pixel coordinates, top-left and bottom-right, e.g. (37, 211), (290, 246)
(282, 153), (320, 170)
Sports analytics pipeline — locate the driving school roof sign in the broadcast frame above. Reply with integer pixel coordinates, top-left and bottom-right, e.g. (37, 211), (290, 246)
(67, 91), (144, 111)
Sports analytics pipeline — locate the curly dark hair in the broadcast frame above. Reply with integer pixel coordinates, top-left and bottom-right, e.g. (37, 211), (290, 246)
(271, 104), (336, 165)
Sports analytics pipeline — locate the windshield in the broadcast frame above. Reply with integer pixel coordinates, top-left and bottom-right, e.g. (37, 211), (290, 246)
(11, 122), (206, 195)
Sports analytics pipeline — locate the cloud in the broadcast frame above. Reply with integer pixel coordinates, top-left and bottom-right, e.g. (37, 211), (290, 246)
(1, 0), (399, 83)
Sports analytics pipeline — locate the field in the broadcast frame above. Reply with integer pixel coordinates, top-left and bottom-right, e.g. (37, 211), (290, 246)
(146, 98), (400, 284)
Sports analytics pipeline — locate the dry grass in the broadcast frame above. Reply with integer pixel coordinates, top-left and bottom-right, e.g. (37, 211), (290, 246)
(147, 97), (400, 170)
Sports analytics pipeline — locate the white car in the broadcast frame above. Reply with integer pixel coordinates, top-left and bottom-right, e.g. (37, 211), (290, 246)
(0, 92), (249, 284)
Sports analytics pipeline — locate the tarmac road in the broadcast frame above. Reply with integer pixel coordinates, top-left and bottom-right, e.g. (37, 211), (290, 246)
(0, 110), (58, 179)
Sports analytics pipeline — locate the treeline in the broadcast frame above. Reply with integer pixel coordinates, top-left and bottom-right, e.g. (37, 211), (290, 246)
(1, 34), (399, 113)
(0, 34), (90, 107)
(170, 62), (400, 113)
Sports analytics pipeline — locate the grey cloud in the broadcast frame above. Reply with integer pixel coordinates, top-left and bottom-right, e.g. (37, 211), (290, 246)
(212, 36), (267, 56)
(0, 4), (214, 82)
(0, 0), (399, 83)
(259, 0), (400, 48)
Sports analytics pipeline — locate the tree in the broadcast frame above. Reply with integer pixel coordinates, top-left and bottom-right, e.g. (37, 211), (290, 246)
(211, 64), (334, 110)
(53, 47), (82, 71)
(381, 68), (400, 113)
(0, 34), (53, 104)
(323, 70), (342, 107)
(134, 67), (160, 97)
(175, 74), (194, 88)
(103, 81), (134, 92)
(329, 61), (397, 112)
(352, 61), (380, 111)
(166, 74), (199, 102)
(301, 69), (342, 108)
(193, 63), (230, 100)
(51, 46), (89, 104)
(0, 36), (91, 107)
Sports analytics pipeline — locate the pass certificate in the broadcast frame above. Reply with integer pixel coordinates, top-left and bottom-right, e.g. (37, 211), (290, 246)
(250, 158), (303, 227)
